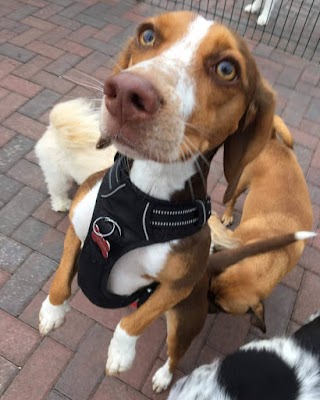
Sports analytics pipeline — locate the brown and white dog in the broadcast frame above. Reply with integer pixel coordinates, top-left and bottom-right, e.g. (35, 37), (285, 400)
(208, 119), (313, 332)
(38, 11), (312, 392)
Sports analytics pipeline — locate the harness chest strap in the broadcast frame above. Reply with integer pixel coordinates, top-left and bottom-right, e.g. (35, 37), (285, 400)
(78, 155), (212, 309)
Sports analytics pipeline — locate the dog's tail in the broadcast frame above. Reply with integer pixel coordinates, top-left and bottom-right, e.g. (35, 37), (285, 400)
(49, 98), (101, 148)
(273, 115), (294, 148)
(208, 231), (316, 276)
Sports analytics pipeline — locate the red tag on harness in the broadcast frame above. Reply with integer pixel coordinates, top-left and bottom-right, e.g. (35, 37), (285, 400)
(91, 225), (110, 259)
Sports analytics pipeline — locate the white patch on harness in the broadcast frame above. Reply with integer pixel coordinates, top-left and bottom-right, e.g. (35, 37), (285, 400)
(71, 180), (102, 243)
(130, 157), (196, 200)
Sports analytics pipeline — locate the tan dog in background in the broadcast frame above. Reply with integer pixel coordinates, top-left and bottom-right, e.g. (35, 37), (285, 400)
(35, 98), (116, 212)
(208, 117), (313, 331)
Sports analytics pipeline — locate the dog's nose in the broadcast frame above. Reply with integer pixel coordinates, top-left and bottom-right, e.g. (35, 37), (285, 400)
(104, 72), (162, 124)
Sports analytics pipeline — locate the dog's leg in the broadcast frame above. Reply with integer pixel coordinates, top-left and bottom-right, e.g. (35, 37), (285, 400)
(244, 0), (263, 14)
(41, 158), (73, 212)
(39, 224), (80, 335)
(48, 173), (73, 212)
(221, 197), (238, 226)
(106, 283), (194, 376)
(221, 173), (249, 226)
(257, 0), (276, 25)
(152, 276), (208, 393)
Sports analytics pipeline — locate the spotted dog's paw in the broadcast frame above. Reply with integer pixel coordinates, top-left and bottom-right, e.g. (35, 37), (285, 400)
(106, 324), (138, 375)
(152, 360), (173, 393)
(39, 296), (70, 336)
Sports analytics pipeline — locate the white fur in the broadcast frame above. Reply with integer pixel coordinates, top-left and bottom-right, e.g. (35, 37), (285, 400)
(169, 335), (320, 400)
(164, 16), (213, 66)
(130, 158), (196, 201)
(162, 16), (213, 118)
(295, 231), (317, 241)
(243, 337), (320, 400)
(106, 324), (138, 375)
(168, 361), (231, 400)
(244, 0), (278, 25)
(307, 310), (320, 323)
(127, 16), (213, 122)
(35, 98), (116, 212)
(107, 242), (173, 295)
(72, 180), (102, 243)
(39, 295), (70, 335)
(152, 358), (174, 393)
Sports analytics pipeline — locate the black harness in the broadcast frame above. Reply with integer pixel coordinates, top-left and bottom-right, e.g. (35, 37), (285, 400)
(78, 155), (211, 309)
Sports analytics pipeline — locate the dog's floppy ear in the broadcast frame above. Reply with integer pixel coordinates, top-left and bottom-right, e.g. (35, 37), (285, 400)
(223, 80), (275, 203)
(250, 301), (266, 333)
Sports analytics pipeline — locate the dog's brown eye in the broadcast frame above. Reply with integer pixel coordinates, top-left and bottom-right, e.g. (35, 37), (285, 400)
(216, 60), (237, 81)
(139, 29), (156, 46)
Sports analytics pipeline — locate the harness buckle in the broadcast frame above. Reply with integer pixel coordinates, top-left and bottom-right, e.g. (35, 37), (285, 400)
(195, 197), (211, 227)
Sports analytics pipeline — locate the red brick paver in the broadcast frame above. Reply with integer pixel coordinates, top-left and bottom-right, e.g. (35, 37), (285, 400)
(0, 1), (319, 399)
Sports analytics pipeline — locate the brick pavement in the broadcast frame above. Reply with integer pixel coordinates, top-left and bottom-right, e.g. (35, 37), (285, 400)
(0, 1), (319, 399)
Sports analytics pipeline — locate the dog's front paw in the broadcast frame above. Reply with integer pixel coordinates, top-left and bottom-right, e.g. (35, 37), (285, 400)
(244, 3), (259, 13)
(106, 324), (138, 375)
(51, 197), (72, 212)
(152, 360), (173, 393)
(221, 212), (233, 226)
(39, 296), (70, 336)
(257, 14), (268, 25)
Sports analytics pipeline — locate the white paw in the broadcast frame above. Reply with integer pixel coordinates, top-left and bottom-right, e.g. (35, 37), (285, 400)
(244, 4), (253, 12)
(257, 14), (268, 25)
(244, 3), (259, 13)
(51, 197), (72, 212)
(106, 324), (138, 375)
(152, 359), (173, 393)
(39, 296), (70, 336)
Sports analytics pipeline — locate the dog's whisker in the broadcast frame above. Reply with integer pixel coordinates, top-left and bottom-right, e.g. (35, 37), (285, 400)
(168, 113), (212, 141)
(68, 69), (104, 87)
(106, 54), (123, 72)
(180, 143), (195, 201)
(183, 140), (207, 194)
(183, 136), (210, 168)
(184, 121), (211, 140)
(59, 95), (102, 101)
(61, 75), (103, 92)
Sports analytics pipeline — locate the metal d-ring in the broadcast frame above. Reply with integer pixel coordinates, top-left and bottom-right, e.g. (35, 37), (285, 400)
(92, 216), (122, 237)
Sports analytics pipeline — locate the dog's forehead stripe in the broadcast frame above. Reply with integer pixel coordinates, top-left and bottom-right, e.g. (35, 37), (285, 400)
(164, 16), (214, 65)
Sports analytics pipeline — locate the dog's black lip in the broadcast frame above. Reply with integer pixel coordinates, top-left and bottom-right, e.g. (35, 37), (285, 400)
(96, 137), (111, 149)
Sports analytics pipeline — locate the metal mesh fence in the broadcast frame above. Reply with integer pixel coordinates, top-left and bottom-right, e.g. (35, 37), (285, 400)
(140, 0), (320, 62)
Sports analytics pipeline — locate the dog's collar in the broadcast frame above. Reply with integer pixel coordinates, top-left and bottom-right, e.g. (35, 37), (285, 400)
(101, 154), (212, 242)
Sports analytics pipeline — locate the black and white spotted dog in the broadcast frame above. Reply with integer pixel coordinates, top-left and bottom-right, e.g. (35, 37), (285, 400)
(168, 312), (320, 400)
